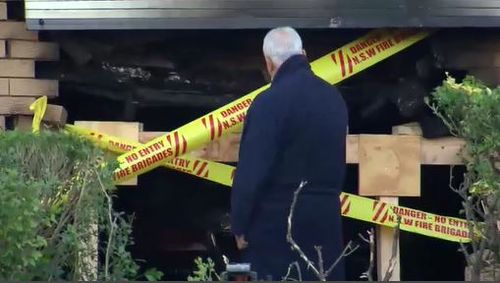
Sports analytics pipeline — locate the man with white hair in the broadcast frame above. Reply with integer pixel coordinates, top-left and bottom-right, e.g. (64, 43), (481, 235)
(231, 27), (348, 280)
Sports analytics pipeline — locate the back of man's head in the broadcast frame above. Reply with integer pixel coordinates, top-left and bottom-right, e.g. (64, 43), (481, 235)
(262, 27), (303, 68)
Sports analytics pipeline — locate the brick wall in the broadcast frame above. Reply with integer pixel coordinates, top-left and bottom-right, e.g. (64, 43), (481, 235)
(0, 0), (65, 130)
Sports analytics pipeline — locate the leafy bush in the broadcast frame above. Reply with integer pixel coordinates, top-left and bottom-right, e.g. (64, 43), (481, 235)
(0, 131), (150, 280)
(187, 257), (220, 281)
(427, 75), (500, 280)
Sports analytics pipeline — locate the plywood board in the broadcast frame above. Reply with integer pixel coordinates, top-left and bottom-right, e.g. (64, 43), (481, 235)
(0, 78), (9, 95)
(0, 59), (35, 77)
(8, 40), (60, 60)
(9, 78), (58, 97)
(74, 121), (141, 186)
(0, 22), (38, 40)
(358, 134), (421, 197)
(0, 40), (6, 57)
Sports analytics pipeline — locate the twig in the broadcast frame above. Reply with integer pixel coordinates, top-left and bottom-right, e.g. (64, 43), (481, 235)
(315, 246), (325, 276)
(324, 241), (359, 278)
(286, 181), (359, 281)
(286, 181), (322, 278)
(95, 169), (114, 281)
(359, 229), (375, 281)
(282, 262), (302, 281)
(382, 214), (401, 281)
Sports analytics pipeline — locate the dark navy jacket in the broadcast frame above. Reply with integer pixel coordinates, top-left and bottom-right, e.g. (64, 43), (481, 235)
(231, 54), (348, 237)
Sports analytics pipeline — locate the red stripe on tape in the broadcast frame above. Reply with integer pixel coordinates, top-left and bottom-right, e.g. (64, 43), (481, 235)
(197, 162), (207, 176)
(372, 202), (386, 222)
(182, 135), (187, 154)
(342, 202), (351, 215)
(174, 131), (180, 156)
(339, 50), (346, 77)
(209, 115), (215, 140)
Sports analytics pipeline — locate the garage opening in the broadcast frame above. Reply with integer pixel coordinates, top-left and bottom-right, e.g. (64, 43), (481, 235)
(25, 27), (496, 280)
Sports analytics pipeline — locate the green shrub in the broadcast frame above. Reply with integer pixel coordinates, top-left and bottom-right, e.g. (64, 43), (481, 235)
(428, 75), (500, 280)
(0, 131), (145, 280)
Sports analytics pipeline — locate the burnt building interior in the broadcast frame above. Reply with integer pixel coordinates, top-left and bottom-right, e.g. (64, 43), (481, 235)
(13, 0), (499, 280)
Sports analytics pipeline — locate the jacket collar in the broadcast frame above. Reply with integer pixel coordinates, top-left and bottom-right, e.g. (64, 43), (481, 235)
(272, 54), (311, 84)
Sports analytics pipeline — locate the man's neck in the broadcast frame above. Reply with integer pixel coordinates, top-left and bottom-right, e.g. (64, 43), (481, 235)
(272, 55), (310, 83)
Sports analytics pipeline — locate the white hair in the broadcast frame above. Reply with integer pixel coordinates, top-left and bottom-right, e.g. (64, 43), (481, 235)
(262, 27), (303, 67)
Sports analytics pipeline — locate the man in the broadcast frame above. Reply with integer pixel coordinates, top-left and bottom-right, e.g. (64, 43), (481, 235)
(231, 27), (349, 281)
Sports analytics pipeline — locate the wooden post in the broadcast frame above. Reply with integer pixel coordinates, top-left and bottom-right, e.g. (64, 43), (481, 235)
(357, 123), (422, 281)
(374, 123), (424, 280)
(376, 197), (400, 281)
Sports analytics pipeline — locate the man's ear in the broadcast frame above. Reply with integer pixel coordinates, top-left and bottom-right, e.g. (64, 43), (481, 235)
(264, 57), (275, 79)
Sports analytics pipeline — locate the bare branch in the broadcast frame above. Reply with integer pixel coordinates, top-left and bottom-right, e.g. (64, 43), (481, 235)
(359, 229), (375, 281)
(286, 181), (359, 281)
(315, 246), (325, 277)
(286, 181), (321, 277)
(325, 241), (359, 278)
(382, 214), (401, 281)
(282, 262), (302, 281)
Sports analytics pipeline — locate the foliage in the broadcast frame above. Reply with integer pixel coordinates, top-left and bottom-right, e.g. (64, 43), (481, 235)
(0, 131), (155, 280)
(187, 257), (220, 281)
(427, 75), (500, 280)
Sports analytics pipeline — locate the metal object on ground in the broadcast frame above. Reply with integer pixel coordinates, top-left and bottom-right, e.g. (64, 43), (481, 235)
(221, 263), (257, 281)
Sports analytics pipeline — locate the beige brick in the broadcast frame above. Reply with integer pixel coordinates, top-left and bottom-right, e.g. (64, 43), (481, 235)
(9, 79), (58, 97)
(0, 2), (7, 20)
(0, 78), (8, 95)
(8, 40), (60, 60)
(0, 59), (35, 77)
(0, 22), (38, 40)
(0, 40), (5, 57)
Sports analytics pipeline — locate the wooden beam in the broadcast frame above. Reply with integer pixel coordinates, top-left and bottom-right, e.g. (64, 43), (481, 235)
(45, 104), (67, 126)
(0, 40), (6, 57)
(7, 40), (60, 60)
(0, 22), (38, 40)
(0, 59), (35, 77)
(9, 79), (59, 98)
(0, 97), (67, 125)
(0, 78), (8, 95)
(138, 132), (465, 165)
(445, 51), (500, 68)
(391, 122), (422, 136)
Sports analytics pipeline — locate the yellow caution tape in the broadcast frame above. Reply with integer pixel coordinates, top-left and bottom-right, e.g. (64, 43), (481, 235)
(113, 29), (430, 183)
(64, 124), (235, 187)
(69, 125), (470, 243)
(29, 96), (48, 133)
